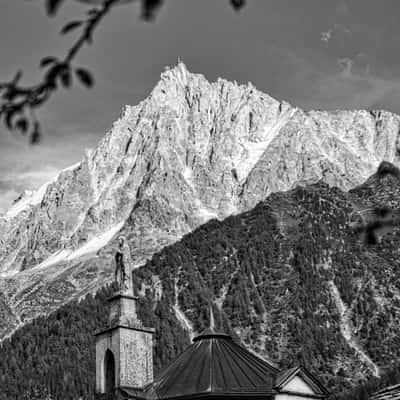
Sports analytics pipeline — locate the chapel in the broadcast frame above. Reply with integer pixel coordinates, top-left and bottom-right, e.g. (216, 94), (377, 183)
(95, 287), (329, 400)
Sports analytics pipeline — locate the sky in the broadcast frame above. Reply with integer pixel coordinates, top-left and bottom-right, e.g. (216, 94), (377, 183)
(1, 0), (400, 211)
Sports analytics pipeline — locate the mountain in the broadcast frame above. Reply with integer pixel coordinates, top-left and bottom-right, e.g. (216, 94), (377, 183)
(1, 61), (400, 339)
(130, 163), (400, 393)
(1, 164), (400, 400)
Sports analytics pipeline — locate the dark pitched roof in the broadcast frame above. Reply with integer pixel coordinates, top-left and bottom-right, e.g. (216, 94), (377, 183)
(371, 384), (400, 400)
(143, 327), (279, 399)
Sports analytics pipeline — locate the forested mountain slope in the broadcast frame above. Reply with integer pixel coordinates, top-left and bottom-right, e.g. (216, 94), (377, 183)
(1, 62), (400, 340)
(1, 164), (400, 399)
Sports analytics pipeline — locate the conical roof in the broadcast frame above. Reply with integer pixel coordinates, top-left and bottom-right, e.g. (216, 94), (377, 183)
(144, 327), (279, 399)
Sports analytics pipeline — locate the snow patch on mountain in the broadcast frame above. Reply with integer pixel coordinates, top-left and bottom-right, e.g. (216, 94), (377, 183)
(196, 203), (219, 221)
(234, 107), (297, 182)
(4, 162), (81, 219)
(173, 276), (194, 339)
(215, 255), (240, 310)
(328, 280), (380, 377)
(36, 221), (124, 270)
(6, 183), (49, 219)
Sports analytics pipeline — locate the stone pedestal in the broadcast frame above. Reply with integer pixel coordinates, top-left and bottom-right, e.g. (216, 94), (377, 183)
(95, 292), (154, 394)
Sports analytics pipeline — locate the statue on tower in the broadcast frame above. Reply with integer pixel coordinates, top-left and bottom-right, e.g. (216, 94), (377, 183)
(114, 236), (132, 293)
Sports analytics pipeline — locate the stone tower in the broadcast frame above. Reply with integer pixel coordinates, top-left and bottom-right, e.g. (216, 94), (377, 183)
(94, 290), (154, 395)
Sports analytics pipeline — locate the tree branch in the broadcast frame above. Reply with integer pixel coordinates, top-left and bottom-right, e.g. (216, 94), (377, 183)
(0, 0), (245, 143)
(0, 0), (120, 143)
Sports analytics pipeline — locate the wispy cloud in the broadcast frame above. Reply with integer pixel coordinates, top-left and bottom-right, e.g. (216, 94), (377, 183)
(0, 189), (20, 214)
(0, 129), (99, 213)
(321, 30), (333, 43)
(0, 166), (60, 213)
(15, 166), (60, 182)
(337, 53), (370, 78)
(337, 57), (354, 78)
(271, 46), (400, 114)
(312, 62), (400, 112)
(321, 23), (351, 44)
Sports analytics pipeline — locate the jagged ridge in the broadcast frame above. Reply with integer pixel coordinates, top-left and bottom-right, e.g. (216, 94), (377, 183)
(0, 61), (400, 338)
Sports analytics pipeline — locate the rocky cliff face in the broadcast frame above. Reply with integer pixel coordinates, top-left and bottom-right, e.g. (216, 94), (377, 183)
(0, 62), (400, 338)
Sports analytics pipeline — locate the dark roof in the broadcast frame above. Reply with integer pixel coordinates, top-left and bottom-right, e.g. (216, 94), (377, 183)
(371, 384), (400, 400)
(143, 327), (279, 399)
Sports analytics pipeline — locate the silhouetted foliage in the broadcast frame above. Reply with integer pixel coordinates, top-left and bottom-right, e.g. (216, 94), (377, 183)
(0, 0), (246, 143)
(230, 0), (246, 11)
(349, 162), (400, 246)
(377, 162), (400, 178)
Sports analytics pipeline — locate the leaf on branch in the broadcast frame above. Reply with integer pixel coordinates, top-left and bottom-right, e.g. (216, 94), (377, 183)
(31, 92), (50, 108)
(15, 118), (29, 134)
(12, 70), (23, 85)
(61, 21), (83, 35)
(30, 122), (41, 145)
(87, 8), (99, 17)
(85, 32), (94, 45)
(2, 87), (17, 102)
(40, 57), (58, 68)
(141, 0), (164, 21)
(230, 0), (246, 11)
(60, 69), (72, 88)
(45, 63), (67, 88)
(75, 68), (94, 88)
(46, 0), (65, 16)
(4, 108), (19, 130)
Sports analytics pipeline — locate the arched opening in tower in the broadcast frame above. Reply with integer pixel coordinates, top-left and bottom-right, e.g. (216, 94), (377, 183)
(104, 349), (116, 393)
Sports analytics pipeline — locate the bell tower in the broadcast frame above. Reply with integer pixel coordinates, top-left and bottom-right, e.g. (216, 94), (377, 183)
(94, 289), (154, 395)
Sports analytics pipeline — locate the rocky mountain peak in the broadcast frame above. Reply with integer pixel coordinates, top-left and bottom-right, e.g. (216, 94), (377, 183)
(161, 60), (191, 85)
(1, 64), (400, 339)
